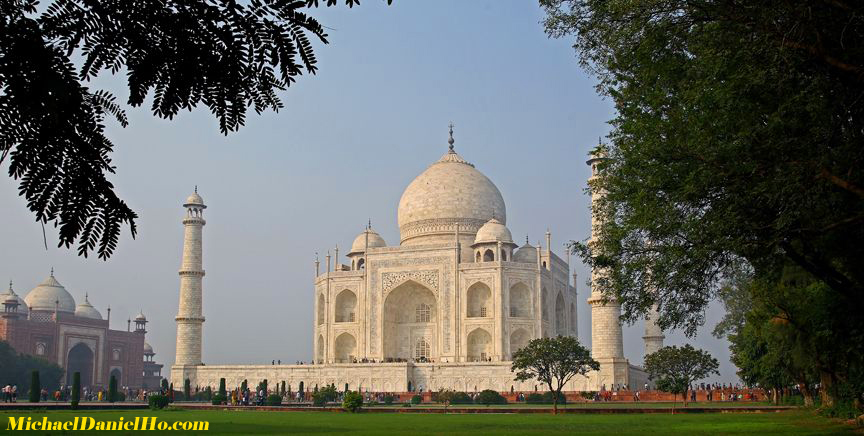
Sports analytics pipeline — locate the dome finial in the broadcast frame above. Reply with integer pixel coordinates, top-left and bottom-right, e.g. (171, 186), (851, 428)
(194, 184), (198, 194)
(368, 218), (372, 230)
(50, 267), (54, 277)
(447, 122), (455, 151)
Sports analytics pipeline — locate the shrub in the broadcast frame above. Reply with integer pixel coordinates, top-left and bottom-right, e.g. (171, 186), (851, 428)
(410, 394), (422, 405)
(70, 372), (81, 409)
(29, 371), (40, 403)
(149, 394), (169, 410)
(542, 391), (566, 404)
(218, 378), (227, 399)
(580, 391), (596, 400)
(109, 375), (118, 402)
(183, 379), (191, 400)
(382, 395), (394, 405)
(342, 391), (363, 413)
(211, 393), (227, 405)
(312, 391), (327, 407)
(525, 393), (546, 404)
(450, 392), (473, 404)
(266, 394), (282, 406)
(476, 389), (507, 406)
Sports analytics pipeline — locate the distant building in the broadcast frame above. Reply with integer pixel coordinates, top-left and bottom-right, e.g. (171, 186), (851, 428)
(0, 274), (160, 389)
(142, 341), (164, 390)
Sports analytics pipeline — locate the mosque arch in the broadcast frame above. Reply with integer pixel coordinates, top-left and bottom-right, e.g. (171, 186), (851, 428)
(334, 332), (357, 363)
(555, 292), (566, 336)
(66, 343), (94, 387)
(466, 282), (491, 318)
(509, 282), (531, 318)
(483, 249), (495, 262)
(467, 328), (492, 362)
(317, 294), (325, 325)
(475, 251), (482, 263)
(335, 289), (357, 323)
(357, 258), (365, 270)
(510, 328), (531, 356)
(316, 335), (325, 363)
(109, 368), (122, 385)
(383, 280), (436, 360)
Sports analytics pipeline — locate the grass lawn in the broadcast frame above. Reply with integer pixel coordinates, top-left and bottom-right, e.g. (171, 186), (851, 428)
(0, 408), (855, 435)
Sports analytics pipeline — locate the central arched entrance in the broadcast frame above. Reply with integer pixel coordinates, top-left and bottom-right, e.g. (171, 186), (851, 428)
(66, 343), (94, 387)
(383, 280), (437, 361)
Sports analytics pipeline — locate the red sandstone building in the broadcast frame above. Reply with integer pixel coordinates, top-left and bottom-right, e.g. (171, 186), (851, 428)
(0, 273), (161, 390)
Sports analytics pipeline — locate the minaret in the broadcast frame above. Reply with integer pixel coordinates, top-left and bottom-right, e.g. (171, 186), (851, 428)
(643, 304), (665, 358)
(586, 145), (625, 364)
(174, 188), (206, 367)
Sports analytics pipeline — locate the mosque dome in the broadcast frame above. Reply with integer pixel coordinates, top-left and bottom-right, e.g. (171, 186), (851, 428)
(134, 312), (147, 322)
(74, 294), (103, 320)
(144, 342), (154, 354)
(398, 146), (506, 245)
(24, 274), (76, 313)
(349, 228), (387, 255)
(473, 218), (514, 246)
(1, 283), (28, 315)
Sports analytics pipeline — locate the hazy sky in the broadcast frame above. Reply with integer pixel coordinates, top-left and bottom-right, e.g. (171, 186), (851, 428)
(1, 1), (739, 382)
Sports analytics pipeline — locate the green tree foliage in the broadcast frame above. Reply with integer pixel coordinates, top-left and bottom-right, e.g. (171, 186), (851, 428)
(644, 345), (719, 408)
(725, 266), (860, 412)
(542, 1), (864, 336)
(184, 378), (191, 401)
(342, 390), (363, 412)
(160, 378), (168, 392)
(0, 341), (62, 396)
(29, 370), (40, 402)
(266, 393), (282, 406)
(0, 0), (390, 260)
(218, 378), (227, 399)
(410, 394), (422, 405)
(511, 336), (598, 414)
(108, 375), (118, 402)
(70, 371), (80, 409)
(476, 389), (507, 406)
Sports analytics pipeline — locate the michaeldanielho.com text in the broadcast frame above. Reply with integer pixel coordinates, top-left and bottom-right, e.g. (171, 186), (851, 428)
(7, 416), (210, 431)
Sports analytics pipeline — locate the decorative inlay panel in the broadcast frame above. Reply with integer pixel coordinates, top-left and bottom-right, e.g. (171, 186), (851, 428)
(382, 270), (439, 293)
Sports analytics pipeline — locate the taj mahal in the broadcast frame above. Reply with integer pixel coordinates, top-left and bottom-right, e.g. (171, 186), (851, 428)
(171, 127), (664, 393)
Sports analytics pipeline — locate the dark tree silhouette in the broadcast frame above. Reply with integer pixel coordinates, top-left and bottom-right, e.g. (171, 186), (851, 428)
(0, 0), (388, 259)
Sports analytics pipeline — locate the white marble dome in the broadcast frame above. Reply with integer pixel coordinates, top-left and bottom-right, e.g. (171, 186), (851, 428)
(1, 283), (28, 315)
(473, 218), (514, 245)
(74, 294), (102, 319)
(184, 191), (205, 206)
(349, 228), (387, 255)
(24, 274), (76, 313)
(512, 242), (538, 263)
(398, 150), (506, 245)
(144, 342), (154, 354)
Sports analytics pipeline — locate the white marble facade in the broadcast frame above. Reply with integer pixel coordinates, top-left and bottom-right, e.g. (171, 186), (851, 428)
(172, 133), (652, 393)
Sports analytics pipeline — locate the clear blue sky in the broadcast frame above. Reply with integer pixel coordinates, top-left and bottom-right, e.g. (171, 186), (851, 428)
(0, 0), (738, 382)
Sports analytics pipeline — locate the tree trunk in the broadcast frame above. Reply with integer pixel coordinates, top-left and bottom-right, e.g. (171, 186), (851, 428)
(772, 388), (779, 405)
(820, 371), (835, 408)
(800, 383), (814, 408)
(552, 391), (558, 415)
(682, 390), (688, 408)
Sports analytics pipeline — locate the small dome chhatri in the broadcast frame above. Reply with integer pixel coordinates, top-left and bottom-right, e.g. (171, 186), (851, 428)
(349, 225), (387, 255)
(473, 218), (514, 246)
(184, 186), (206, 208)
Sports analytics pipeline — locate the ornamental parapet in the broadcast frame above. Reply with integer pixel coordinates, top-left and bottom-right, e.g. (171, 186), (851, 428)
(182, 217), (206, 225)
(179, 270), (206, 277)
(175, 316), (206, 322)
